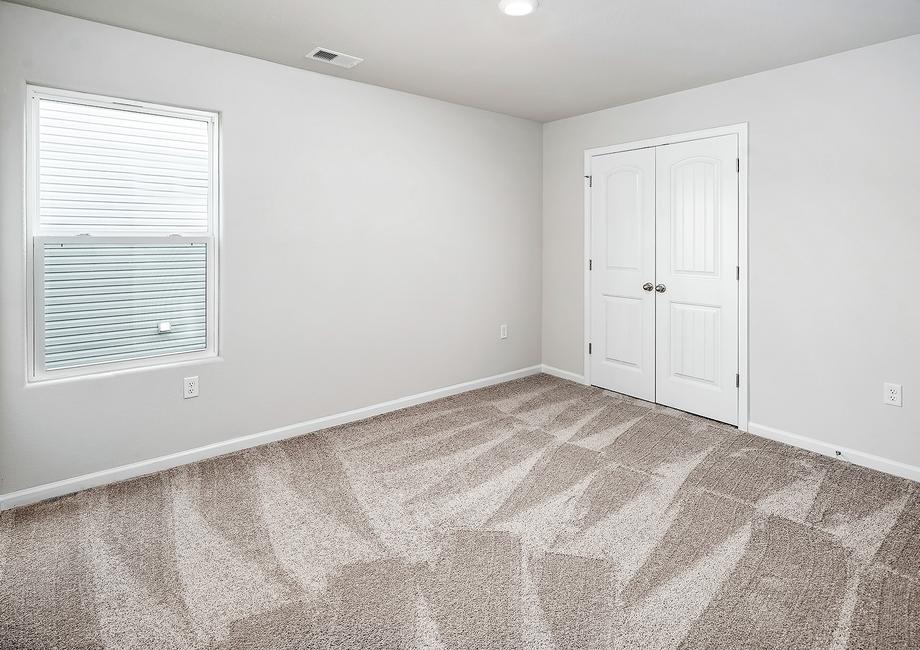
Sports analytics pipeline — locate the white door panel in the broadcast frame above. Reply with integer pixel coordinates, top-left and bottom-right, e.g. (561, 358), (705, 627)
(655, 135), (738, 424)
(590, 148), (655, 401)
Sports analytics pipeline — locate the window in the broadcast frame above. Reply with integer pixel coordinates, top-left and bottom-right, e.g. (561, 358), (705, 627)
(26, 86), (219, 380)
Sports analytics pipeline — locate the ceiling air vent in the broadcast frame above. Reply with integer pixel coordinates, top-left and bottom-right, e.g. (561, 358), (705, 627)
(306, 47), (363, 69)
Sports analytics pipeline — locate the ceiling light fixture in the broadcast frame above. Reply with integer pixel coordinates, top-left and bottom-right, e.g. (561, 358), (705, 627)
(498, 0), (539, 17)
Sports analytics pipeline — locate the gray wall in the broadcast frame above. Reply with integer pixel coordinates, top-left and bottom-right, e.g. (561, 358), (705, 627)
(0, 3), (543, 492)
(543, 35), (920, 467)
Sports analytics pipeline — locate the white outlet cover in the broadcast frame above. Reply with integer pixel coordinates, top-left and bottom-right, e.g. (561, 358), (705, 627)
(883, 382), (902, 407)
(184, 376), (199, 399)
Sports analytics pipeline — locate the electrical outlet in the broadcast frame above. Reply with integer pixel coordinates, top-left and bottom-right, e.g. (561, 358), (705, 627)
(883, 382), (902, 407)
(500, 324), (508, 340)
(184, 376), (199, 399)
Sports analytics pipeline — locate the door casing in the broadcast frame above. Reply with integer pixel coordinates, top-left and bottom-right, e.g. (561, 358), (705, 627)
(583, 123), (749, 432)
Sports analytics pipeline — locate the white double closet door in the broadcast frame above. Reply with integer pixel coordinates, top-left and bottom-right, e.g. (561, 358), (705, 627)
(589, 134), (739, 425)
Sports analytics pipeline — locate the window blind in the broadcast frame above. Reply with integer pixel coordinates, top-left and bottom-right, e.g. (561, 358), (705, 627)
(38, 99), (210, 234)
(28, 87), (218, 378)
(39, 242), (208, 371)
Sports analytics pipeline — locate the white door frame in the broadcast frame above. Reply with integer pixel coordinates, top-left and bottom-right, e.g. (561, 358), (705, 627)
(583, 123), (749, 432)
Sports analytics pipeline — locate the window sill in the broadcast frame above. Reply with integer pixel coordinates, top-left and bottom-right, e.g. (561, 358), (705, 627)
(25, 353), (223, 388)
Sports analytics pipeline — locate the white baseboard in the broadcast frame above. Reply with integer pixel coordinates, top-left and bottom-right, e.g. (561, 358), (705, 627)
(0, 365), (542, 511)
(541, 364), (587, 385)
(748, 422), (920, 483)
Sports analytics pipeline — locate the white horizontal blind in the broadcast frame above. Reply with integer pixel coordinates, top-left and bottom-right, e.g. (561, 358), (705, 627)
(38, 99), (210, 234)
(29, 87), (218, 378)
(39, 241), (208, 371)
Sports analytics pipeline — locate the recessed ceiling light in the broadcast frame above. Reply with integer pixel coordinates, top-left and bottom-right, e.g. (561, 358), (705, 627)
(498, 0), (539, 17)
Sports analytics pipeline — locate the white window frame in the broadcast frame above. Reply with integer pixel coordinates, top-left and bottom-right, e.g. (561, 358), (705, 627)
(25, 85), (221, 382)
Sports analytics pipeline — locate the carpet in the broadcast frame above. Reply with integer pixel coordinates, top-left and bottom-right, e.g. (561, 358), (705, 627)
(1, 374), (918, 649)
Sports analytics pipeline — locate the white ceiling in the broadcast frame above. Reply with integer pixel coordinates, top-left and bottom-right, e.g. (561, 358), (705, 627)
(10, 0), (920, 122)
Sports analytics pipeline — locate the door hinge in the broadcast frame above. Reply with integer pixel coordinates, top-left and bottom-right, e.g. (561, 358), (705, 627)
(736, 373), (740, 388)
(588, 343), (592, 355)
(585, 175), (593, 188)
(736, 266), (740, 280)
(589, 259), (593, 271)
(736, 158), (740, 173)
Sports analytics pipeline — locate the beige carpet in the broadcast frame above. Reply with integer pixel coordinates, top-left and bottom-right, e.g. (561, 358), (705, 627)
(1, 374), (918, 649)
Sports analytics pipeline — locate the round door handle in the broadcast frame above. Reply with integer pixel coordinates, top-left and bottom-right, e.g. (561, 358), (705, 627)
(642, 282), (654, 292)
(655, 283), (667, 293)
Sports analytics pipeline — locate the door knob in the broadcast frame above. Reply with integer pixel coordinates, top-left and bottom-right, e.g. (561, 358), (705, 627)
(642, 282), (654, 292)
(655, 283), (667, 293)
